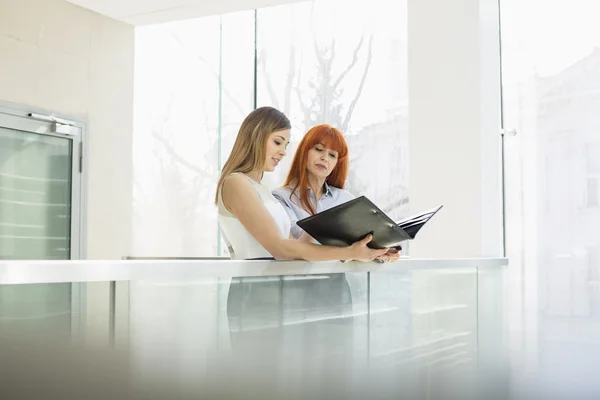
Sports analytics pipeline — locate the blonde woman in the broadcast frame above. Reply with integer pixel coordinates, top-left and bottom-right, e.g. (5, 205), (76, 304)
(215, 106), (388, 261)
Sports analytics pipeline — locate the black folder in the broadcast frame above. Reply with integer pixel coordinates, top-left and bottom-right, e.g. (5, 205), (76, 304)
(296, 196), (442, 249)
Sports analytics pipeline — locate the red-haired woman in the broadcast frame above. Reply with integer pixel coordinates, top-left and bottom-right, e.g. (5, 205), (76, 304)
(273, 124), (400, 262)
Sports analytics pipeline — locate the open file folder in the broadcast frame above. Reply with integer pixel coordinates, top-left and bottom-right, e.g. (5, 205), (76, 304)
(296, 196), (442, 249)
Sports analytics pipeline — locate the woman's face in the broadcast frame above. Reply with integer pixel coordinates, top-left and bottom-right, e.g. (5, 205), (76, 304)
(306, 143), (339, 180)
(263, 129), (290, 172)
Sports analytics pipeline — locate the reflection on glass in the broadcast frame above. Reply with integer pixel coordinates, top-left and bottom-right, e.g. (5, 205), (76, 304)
(0, 126), (72, 337)
(0, 127), (72, 259)
(501, 0), (600, 383)
(1, 265), (496, 397)
(370, 269), (478, 375)
(123, 266), (482, 396)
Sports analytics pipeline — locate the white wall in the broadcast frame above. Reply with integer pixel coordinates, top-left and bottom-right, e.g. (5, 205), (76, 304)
(407, 0), (503, 258)
(0, 0), (134, 260)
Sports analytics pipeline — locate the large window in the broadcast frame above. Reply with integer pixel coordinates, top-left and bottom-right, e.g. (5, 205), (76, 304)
(133, 0), (408, 257)
(501, 0), (600, 376)
(257, 0), (408, 220)
(133, 13), (254, 257)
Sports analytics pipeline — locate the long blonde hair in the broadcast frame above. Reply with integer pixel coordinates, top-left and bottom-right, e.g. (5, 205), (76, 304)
(215, 106), (291, 204)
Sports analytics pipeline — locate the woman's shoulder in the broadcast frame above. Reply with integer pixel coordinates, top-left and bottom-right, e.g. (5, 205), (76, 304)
(222, 172), (253, 190)
(272, 185), (293, 196)
(272, 185), (296, 203)
(221, 173), (266, 203)
(328, 186), (355, 202)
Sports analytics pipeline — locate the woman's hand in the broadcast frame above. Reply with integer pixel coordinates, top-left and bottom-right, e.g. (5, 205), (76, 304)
(347, 235), (389, 262)
(375, 247), (401, 263)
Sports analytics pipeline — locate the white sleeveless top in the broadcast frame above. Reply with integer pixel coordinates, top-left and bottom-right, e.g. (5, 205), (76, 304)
(218, 173), (291, 260)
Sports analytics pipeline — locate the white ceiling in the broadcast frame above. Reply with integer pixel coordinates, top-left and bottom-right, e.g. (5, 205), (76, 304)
(66, 0), (305, 25)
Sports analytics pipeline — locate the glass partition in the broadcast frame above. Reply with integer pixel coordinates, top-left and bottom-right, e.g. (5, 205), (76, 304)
(0, 263), (506, 397)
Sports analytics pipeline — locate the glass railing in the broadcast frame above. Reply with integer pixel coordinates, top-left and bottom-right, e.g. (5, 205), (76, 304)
(0, 258), (507, 398)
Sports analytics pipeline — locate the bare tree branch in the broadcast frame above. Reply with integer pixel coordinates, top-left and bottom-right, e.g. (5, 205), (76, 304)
(322, 41), (336, 124)
(332, 36), (364, 92)
(313, 39), (328, 72)
(342, 35), (374, 132)
(295, 75), (312, 128)
(330, 38), (336, 66)
(381, 196), (409, 214)
(292, 64), (311, 128)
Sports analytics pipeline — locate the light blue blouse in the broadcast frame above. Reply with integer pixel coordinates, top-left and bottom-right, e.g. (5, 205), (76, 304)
(272, 183), (355, 239)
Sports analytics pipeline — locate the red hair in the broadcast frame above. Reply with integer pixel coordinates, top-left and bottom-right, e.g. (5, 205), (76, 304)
(283, 124), (349, 215)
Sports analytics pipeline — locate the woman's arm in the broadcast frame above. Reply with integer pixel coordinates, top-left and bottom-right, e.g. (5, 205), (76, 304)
(222, 174), (387, 261)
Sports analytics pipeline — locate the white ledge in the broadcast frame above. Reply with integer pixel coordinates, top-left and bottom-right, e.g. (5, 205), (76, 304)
(0, 257), (508, 285)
